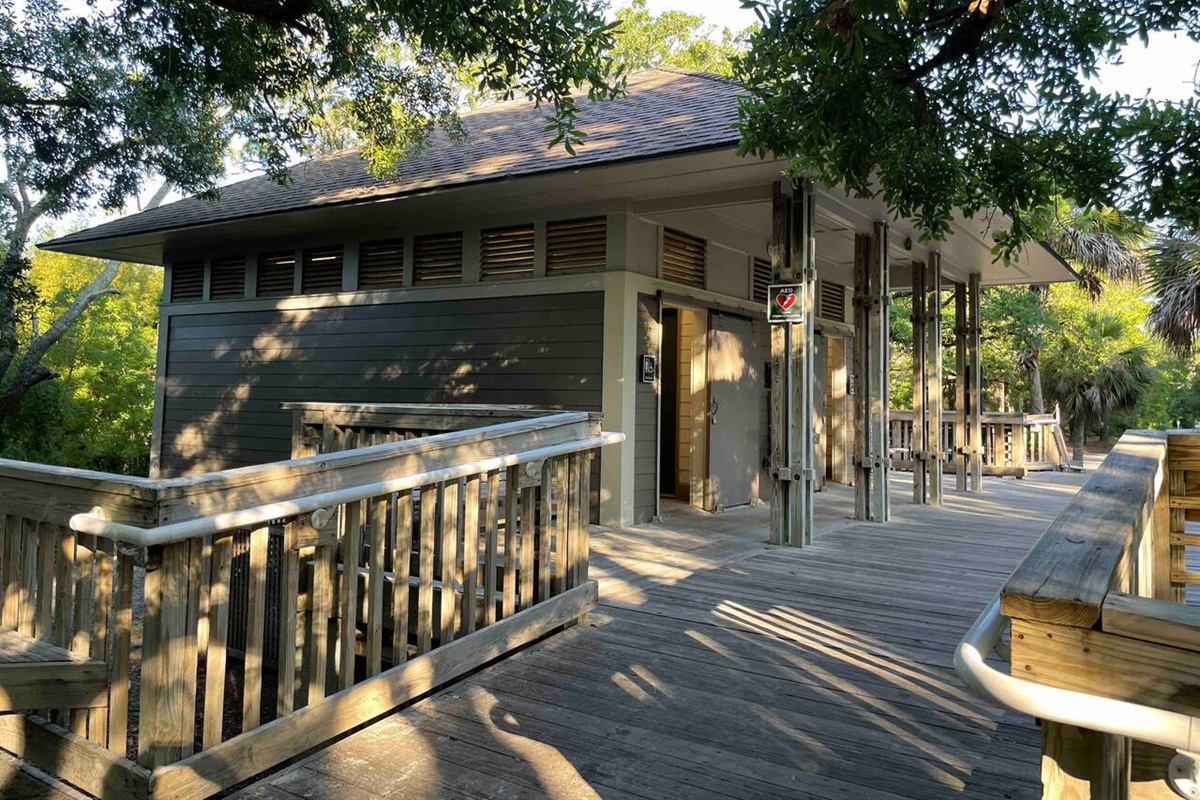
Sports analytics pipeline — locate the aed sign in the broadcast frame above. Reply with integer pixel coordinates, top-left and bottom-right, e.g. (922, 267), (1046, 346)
(767, 283), (805, 324)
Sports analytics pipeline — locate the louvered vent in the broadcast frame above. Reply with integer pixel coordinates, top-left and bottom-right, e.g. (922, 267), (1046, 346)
(257, 251), (296, 297)
(546, 217), (607, 274)
(301, 246), (344, 294)
(169, 260), (204, 303)
(412, 232), (463, 285)
(480, 224), (535, 280)
(752, 257), (772, 304)
(818, 280), (847, 322)
(662, 228), (706, 289)
(209, 256), (246, 300)
(358, 239), (405, 290)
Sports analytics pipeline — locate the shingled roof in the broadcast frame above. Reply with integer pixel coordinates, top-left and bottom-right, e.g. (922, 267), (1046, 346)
(44, 69), (742, 249)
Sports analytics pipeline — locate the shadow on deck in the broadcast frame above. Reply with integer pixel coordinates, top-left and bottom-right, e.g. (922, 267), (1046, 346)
(235, 471), (1088, 800)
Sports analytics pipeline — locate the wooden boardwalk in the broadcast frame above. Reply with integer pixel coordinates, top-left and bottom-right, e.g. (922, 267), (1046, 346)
(236, 471), (1087, 800)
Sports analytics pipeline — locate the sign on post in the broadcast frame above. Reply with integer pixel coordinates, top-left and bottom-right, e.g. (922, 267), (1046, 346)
(767, 283), (805, 324)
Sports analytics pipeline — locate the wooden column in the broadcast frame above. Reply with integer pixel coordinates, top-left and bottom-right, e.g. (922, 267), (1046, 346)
(911, 259), (927, 504)
(954, 280), (968, 492)
(853, 222), (890, 522)
(925, 253), (944, 505)
(967, 272), (984, 492)
(768, 179), (816, 547)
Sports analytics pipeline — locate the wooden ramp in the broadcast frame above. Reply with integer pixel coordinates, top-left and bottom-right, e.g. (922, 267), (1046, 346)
(236, 471), (1087, 800)
(0, 627), (107, 713)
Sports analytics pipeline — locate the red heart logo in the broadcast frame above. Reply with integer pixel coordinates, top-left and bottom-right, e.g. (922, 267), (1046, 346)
(775, 293), (796, 311)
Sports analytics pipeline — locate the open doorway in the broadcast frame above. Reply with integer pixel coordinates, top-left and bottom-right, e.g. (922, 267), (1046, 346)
(658, 306), (708, 506)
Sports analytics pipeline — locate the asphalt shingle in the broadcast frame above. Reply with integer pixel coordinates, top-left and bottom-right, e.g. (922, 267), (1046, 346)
(45, 69), (742, 248)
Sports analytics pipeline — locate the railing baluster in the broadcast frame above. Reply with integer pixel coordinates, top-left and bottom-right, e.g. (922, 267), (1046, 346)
(203, 534), (232, 751)
(309, 537), (335, 704)
(2, 515), (19, 631)
(90, 538), (113, 747)
(278, 521), (300, 714)
(338, 444), (362, 689)
(417, 485), (436, 654)
(554, 458), (567, 597)
(68, 532), (93, 736)
(579, 453), (592, 583)
(33, 521), (52, 639)
(519, 484), (535, 611)
(440, 480), (460, 645)
(502, 466), (519, 619)
(366, 493), (386, 676)
(538, 460), (553, 604)
(462, 475), (480, 636)
(484, 470), (499, 627)
(110, 545), (133, 758)
(393, 489), (413, 664)
(242, 526), (269, 731)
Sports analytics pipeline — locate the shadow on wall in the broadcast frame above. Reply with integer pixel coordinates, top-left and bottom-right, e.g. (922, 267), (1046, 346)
(162, 292), (606, 476)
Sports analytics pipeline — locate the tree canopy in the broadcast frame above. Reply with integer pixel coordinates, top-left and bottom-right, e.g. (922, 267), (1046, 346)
(0, 0), (623, 421)
(610, 0), (749, 76)
(734, 0), (1200, 258)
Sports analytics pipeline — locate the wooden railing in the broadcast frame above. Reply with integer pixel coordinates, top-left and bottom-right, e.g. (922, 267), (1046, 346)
(994, 430), (1200, 798)
(889, 409), (1069, 477)
(0, 407), (618, 799)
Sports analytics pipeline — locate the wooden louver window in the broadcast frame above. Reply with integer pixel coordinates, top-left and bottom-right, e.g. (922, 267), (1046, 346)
(256, 251), (296, 297)
(412, 232), (463, 285)
(358, 239), (405, 290)
(301, 246), (344, 294)
(209, 256), (246, 300)
(818, 280), (847, 323)
(546, 217), (607, 274)
(662, 228), (706, 289)
(480, 224), (536, 281)
(752, 256), (772, 304)
(169, 260), (204, 302)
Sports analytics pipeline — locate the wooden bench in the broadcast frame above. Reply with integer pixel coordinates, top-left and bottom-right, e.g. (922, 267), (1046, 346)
(0, 627), (107, 712)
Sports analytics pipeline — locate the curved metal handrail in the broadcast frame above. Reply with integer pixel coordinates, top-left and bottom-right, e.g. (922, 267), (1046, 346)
(955, 597), (1200, 753)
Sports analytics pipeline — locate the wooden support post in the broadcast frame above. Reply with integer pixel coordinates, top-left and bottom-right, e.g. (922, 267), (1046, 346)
(926, 253), (944, 505)
(768, 178), (816, 546)
(968, 272), (984, 492)
(853, 223), (890, 522)
(954, 280), (968, 492)
(911, 259), (927, 504)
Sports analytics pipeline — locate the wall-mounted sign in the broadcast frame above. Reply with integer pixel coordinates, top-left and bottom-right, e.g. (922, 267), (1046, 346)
(767, 283), (805, 324)
(640, 354), (656, 384)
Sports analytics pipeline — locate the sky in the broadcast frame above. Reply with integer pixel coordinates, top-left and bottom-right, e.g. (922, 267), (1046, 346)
(644, 0), (1200, 103)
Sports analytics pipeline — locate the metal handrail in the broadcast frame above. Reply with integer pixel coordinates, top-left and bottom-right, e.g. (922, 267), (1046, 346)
(955, 597), (1200, 753)
(70, 432), (624, 548)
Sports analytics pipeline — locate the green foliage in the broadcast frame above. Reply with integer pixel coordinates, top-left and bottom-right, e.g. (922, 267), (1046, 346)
(734, 0), (1200, 259)
(0, 251), (160, 474)
(610, 0), (750, 76)
(1042, 281), (1158, 443)
(1145, 232), (1200, 353)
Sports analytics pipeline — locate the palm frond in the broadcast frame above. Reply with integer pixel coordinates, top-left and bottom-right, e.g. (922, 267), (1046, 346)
(1043, 206), (1148, 297)
(1145, 232), (1200, 354)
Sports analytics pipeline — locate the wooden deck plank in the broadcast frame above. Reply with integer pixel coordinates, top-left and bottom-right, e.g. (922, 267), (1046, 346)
(237, 471), (1086, 800)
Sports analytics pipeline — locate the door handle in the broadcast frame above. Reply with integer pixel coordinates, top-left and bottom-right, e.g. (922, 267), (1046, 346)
(710, 397), (719, 423)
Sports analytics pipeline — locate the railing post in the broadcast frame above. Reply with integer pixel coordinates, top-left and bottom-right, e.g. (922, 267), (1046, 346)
(138, 540), (197, 769)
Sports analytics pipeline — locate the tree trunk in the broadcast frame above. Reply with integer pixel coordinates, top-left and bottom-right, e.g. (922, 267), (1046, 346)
(1024, 349), (1045, 414)
(1071, 414), (1086, 464)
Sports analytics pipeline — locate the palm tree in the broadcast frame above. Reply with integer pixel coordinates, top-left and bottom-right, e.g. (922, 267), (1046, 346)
(1044, 310), (1156, 462)
(1145, 232), (1200, 353)
(1021, 202), (1149, 412)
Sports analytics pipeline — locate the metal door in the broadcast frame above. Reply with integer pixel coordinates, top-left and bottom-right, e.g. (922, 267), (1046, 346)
(707, 313), (763, 510)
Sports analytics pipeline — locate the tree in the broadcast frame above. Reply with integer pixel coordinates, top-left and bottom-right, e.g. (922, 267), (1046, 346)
(0, 251), (161, 474)
(1145, 232), (1200, 353)
(1014, 202), (1148, 411)
(1043, 282), (1157, 461)
(610, 0), (749, 76)
(0, 0), (622, 423)
(735, 0), (1200, 259)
